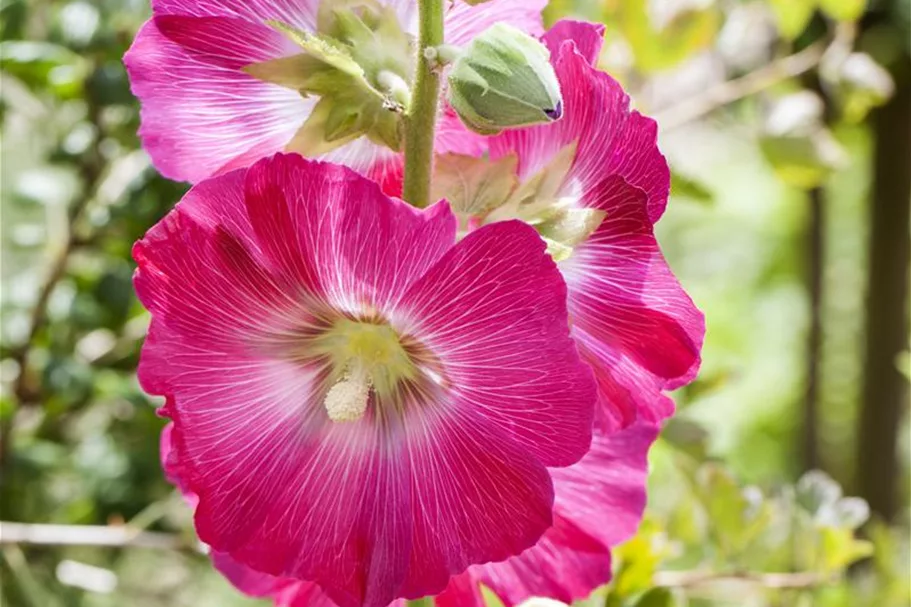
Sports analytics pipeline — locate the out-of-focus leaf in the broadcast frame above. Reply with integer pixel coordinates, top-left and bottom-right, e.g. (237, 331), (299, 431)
(0, 41), (89, 97)
(831, 52), (895, 123)
(760, 92), (847, 188)
(480, 584), (505, 607)
(796, 470), (843, 515)
(769, 0), (817, 40)
(661, 417), (710, 460)
(695, 464), (748, 554)
(820, 527), (874, 571)
(635, 587), (677, 607)
(819, 0), (866, 22)
(760, 132), (846, 189)
(671, 171), (714, 204)
(612, 521), (668, 598)
(611, 1), (721, 72)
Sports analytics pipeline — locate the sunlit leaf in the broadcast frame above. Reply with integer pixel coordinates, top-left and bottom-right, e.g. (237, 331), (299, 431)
(611, 1), (721, 72)
(769, 0), (817, 40)
(635, 587), (677, 607)
(819, 0), (866, 22)
(671, 171), (714, 204)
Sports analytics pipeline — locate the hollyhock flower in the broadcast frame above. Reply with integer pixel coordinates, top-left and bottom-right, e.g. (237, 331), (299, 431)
(123, 0), (547, 189)
(439, 20), (705, 431)
(136, 153), (596, 607)
(160, 421), (658, 607)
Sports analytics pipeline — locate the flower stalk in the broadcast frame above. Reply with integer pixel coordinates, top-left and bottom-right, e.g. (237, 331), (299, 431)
(402, 0), (444, 207)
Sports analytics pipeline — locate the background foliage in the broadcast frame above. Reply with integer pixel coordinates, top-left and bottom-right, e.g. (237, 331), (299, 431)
(1, 0), (908, 605)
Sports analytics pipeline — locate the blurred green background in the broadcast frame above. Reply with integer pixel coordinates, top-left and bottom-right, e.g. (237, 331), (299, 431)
(1, 0), (908, 606)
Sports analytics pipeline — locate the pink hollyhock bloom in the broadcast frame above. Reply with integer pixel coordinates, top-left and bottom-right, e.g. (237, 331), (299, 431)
(123, 0), (546, 188)
(468, 20), (705, 431)
(137, 153), (596, 607)
(161, 421), (658, 607)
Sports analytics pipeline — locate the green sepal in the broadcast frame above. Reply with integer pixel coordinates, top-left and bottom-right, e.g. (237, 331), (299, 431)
(431, 153), (519, 217)
(243, 10), (411, 155)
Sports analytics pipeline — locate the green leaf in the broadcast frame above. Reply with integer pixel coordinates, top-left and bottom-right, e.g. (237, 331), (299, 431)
(695, 464), (749, 554)
(635, 588), (676, 607)
(613, 1), (721, 72)
(671, 171), (714, 204)
(820, 527), (874, 571)
(661, 417), (710, 460)
(759, 131), (846, 189)
(769, 0), (817, 40)
(611, 521), (668, 598)
(831, 52), (895, 123)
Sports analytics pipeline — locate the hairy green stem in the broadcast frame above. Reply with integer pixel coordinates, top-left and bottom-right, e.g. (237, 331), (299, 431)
(401, 0), (444, 207)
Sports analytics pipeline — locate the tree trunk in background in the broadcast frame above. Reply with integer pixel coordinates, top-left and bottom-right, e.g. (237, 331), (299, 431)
(857, 45), (910, 522)
(803, 187), (824, 472)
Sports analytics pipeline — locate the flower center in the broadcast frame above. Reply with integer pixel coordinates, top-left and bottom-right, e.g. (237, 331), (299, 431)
(313, 319), (416, 423)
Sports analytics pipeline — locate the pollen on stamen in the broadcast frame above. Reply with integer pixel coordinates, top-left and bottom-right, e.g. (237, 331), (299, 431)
(324, 371), (371, 423)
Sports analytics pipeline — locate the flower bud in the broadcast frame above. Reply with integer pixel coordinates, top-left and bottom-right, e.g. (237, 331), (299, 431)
(447, 23), (563, 135)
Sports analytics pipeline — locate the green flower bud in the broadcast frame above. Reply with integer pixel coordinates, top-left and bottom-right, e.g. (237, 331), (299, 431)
(447, 23), (563, 135)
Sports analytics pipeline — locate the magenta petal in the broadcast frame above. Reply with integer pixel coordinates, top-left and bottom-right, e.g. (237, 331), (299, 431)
(397, 221), (596, 468)
(491, 20), (670, 223)
(124, 19), (308, 183)
(154, 15), (296, 68)
(434, 516), (611, 607)
(434, 422), (658, 607)
(241, 154), (457, 311)
(542, 19), (605, 65)
(444, 0), (548, 45)
(152, 0), (321, 29)
(489, 20), (704, 427)
(212, 551), (282, 598)
(549, 423), (658, 548)
(562, 176), (704, 426)
(137, 154), (592, 607)
(126, 1), (544, 187)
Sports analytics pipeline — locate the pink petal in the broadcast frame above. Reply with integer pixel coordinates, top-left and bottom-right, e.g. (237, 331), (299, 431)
(561, 176), (704, 426)
(126, 0), (539, 188)
(204, 423), (655, 607)
(435, 423), (658, 607)
(124, 18), (308, 183)
(548, 422), (658, 548)
(490, 20), (670, 223)
(152, 0), (320, 29)
(487, 20), (703, 426)
(212, 551), (282, 598)
(241, 154), (456, 312)
(541, 19), (605, 65)
(396, 221), (596, 468)
(137, 154), (593, 607)
(444, 0), (547, 45)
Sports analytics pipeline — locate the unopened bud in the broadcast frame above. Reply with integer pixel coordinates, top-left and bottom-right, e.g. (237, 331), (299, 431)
(447, 23), (563, 135)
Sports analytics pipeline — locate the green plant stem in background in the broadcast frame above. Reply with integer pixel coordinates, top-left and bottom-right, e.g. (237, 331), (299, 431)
(405, 598), (435, 607)
(401, 0), (444, 207)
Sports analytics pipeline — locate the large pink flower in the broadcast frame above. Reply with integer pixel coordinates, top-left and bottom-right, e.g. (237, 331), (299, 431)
(161, 421), (657, 607)
(136, 153), (596, 607)
(124, 0), (546, 187)
(478, 20), (705, 431)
